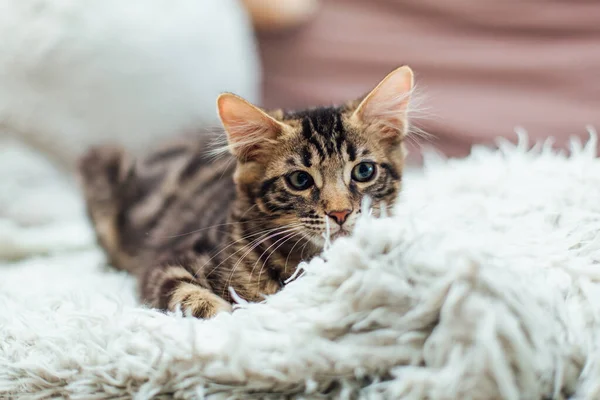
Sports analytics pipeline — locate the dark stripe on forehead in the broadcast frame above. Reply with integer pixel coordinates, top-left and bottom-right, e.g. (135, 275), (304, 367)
(286, 157), (296, 167)
(335, 126), (345, 153)
(324, 135), (337, 157)
(311, 108), (337, 134)
(298, 108), (352, 155)
(330, 112), (346, 154)
(309, 136), (326, 161)
(314, 111), (339, 157)
(301, 147), (312, 168)
(346, 142), (357, 161)
(335, 111), (344, 136)
(301, 117), (326, 160)
(301, 118), (313, 139)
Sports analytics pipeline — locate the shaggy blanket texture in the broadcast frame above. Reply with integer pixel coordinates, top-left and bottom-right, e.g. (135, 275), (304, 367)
(2, 131), (600, 399)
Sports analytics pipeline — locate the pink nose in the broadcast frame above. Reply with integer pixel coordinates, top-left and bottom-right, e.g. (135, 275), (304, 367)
(327, 209), (352, 225)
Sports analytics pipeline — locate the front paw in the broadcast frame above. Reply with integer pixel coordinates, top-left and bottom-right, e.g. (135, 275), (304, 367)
(169, 283), (232, 319)
(197, 295), (233, 319)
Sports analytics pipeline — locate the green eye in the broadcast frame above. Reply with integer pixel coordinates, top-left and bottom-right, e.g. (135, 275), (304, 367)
(351, 162), (376, 182)
(286, 171), (314, 190)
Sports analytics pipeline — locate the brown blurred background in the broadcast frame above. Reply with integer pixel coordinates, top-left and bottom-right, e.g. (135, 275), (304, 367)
(247, 0), (600, 162)
(1, 0), (598, 171)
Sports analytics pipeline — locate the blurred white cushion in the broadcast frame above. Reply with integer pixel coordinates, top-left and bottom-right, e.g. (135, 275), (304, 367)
(0, 0), (260, 170)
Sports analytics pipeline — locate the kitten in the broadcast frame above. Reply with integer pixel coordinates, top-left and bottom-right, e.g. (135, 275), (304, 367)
(79, 66), (414, 319)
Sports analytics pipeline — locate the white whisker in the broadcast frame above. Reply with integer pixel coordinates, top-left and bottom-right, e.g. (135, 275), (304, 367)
(283, 232), (310, 276)
(255, 231), (300, 286)
(379, 201), (388, 218)
(285, 259), (307, 284)
(228, 286), (249, 310)
(204, 224), (301, 279)
(323, 216), (332, 250)
(223, 226), (301, 295)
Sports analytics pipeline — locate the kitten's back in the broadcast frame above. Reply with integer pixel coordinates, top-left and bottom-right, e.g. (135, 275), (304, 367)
(78, 134), (236, 275)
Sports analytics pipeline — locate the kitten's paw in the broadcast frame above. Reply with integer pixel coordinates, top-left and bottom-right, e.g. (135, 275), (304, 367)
(197, 296), (233, 319)
(169, 283), (232, 319)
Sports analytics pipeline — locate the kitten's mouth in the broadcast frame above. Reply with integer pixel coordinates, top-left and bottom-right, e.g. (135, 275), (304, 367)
(329, 229), (350, 240)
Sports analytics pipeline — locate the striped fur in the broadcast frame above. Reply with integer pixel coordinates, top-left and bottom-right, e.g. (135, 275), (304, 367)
(79, 67), (414, 319)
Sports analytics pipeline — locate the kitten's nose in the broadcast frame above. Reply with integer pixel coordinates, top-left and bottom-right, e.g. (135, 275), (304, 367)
(327, 209), (352, 225)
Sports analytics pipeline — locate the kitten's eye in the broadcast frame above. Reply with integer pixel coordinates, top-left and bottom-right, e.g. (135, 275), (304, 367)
(286, 171), (314, 190)
(351, 162), (376, 182)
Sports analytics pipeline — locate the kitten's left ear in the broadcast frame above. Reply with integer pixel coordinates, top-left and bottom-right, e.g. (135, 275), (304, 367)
(217, 93), (289, 162)
(352, 65), (414, 140)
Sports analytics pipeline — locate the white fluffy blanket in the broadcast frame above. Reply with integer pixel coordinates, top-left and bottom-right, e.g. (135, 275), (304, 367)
(2, 132), (600, 399)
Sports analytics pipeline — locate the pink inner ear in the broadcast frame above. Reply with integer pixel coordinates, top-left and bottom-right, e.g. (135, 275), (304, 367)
(362, 90), (410, 122)
(357, 67), (413, 137)
(217, 94), (282, 159)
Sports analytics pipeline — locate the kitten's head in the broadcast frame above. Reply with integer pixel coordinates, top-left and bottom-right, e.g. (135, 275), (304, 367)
(217, 66), (414, 245)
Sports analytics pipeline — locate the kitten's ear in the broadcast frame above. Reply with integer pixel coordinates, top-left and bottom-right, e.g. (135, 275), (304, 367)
(352, 65), (414, 140)
(217, 93), (287, 161)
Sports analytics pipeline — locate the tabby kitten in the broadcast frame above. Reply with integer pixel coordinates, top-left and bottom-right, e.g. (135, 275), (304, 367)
(79, 66), (414, 319)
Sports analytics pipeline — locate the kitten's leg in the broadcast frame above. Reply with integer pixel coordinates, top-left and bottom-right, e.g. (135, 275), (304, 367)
(142, 261), (232, 319)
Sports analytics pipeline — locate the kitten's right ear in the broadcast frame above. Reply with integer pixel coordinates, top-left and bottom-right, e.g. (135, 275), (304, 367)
(217, 93), (287, 162)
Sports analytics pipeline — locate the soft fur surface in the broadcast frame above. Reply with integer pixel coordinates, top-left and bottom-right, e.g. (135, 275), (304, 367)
(2, 130), (600, 399)
(0, 0), (259, 170)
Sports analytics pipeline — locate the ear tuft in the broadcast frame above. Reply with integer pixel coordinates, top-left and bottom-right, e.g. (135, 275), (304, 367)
(352, 65), (414, 140)
(217, 93), (285, 161)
